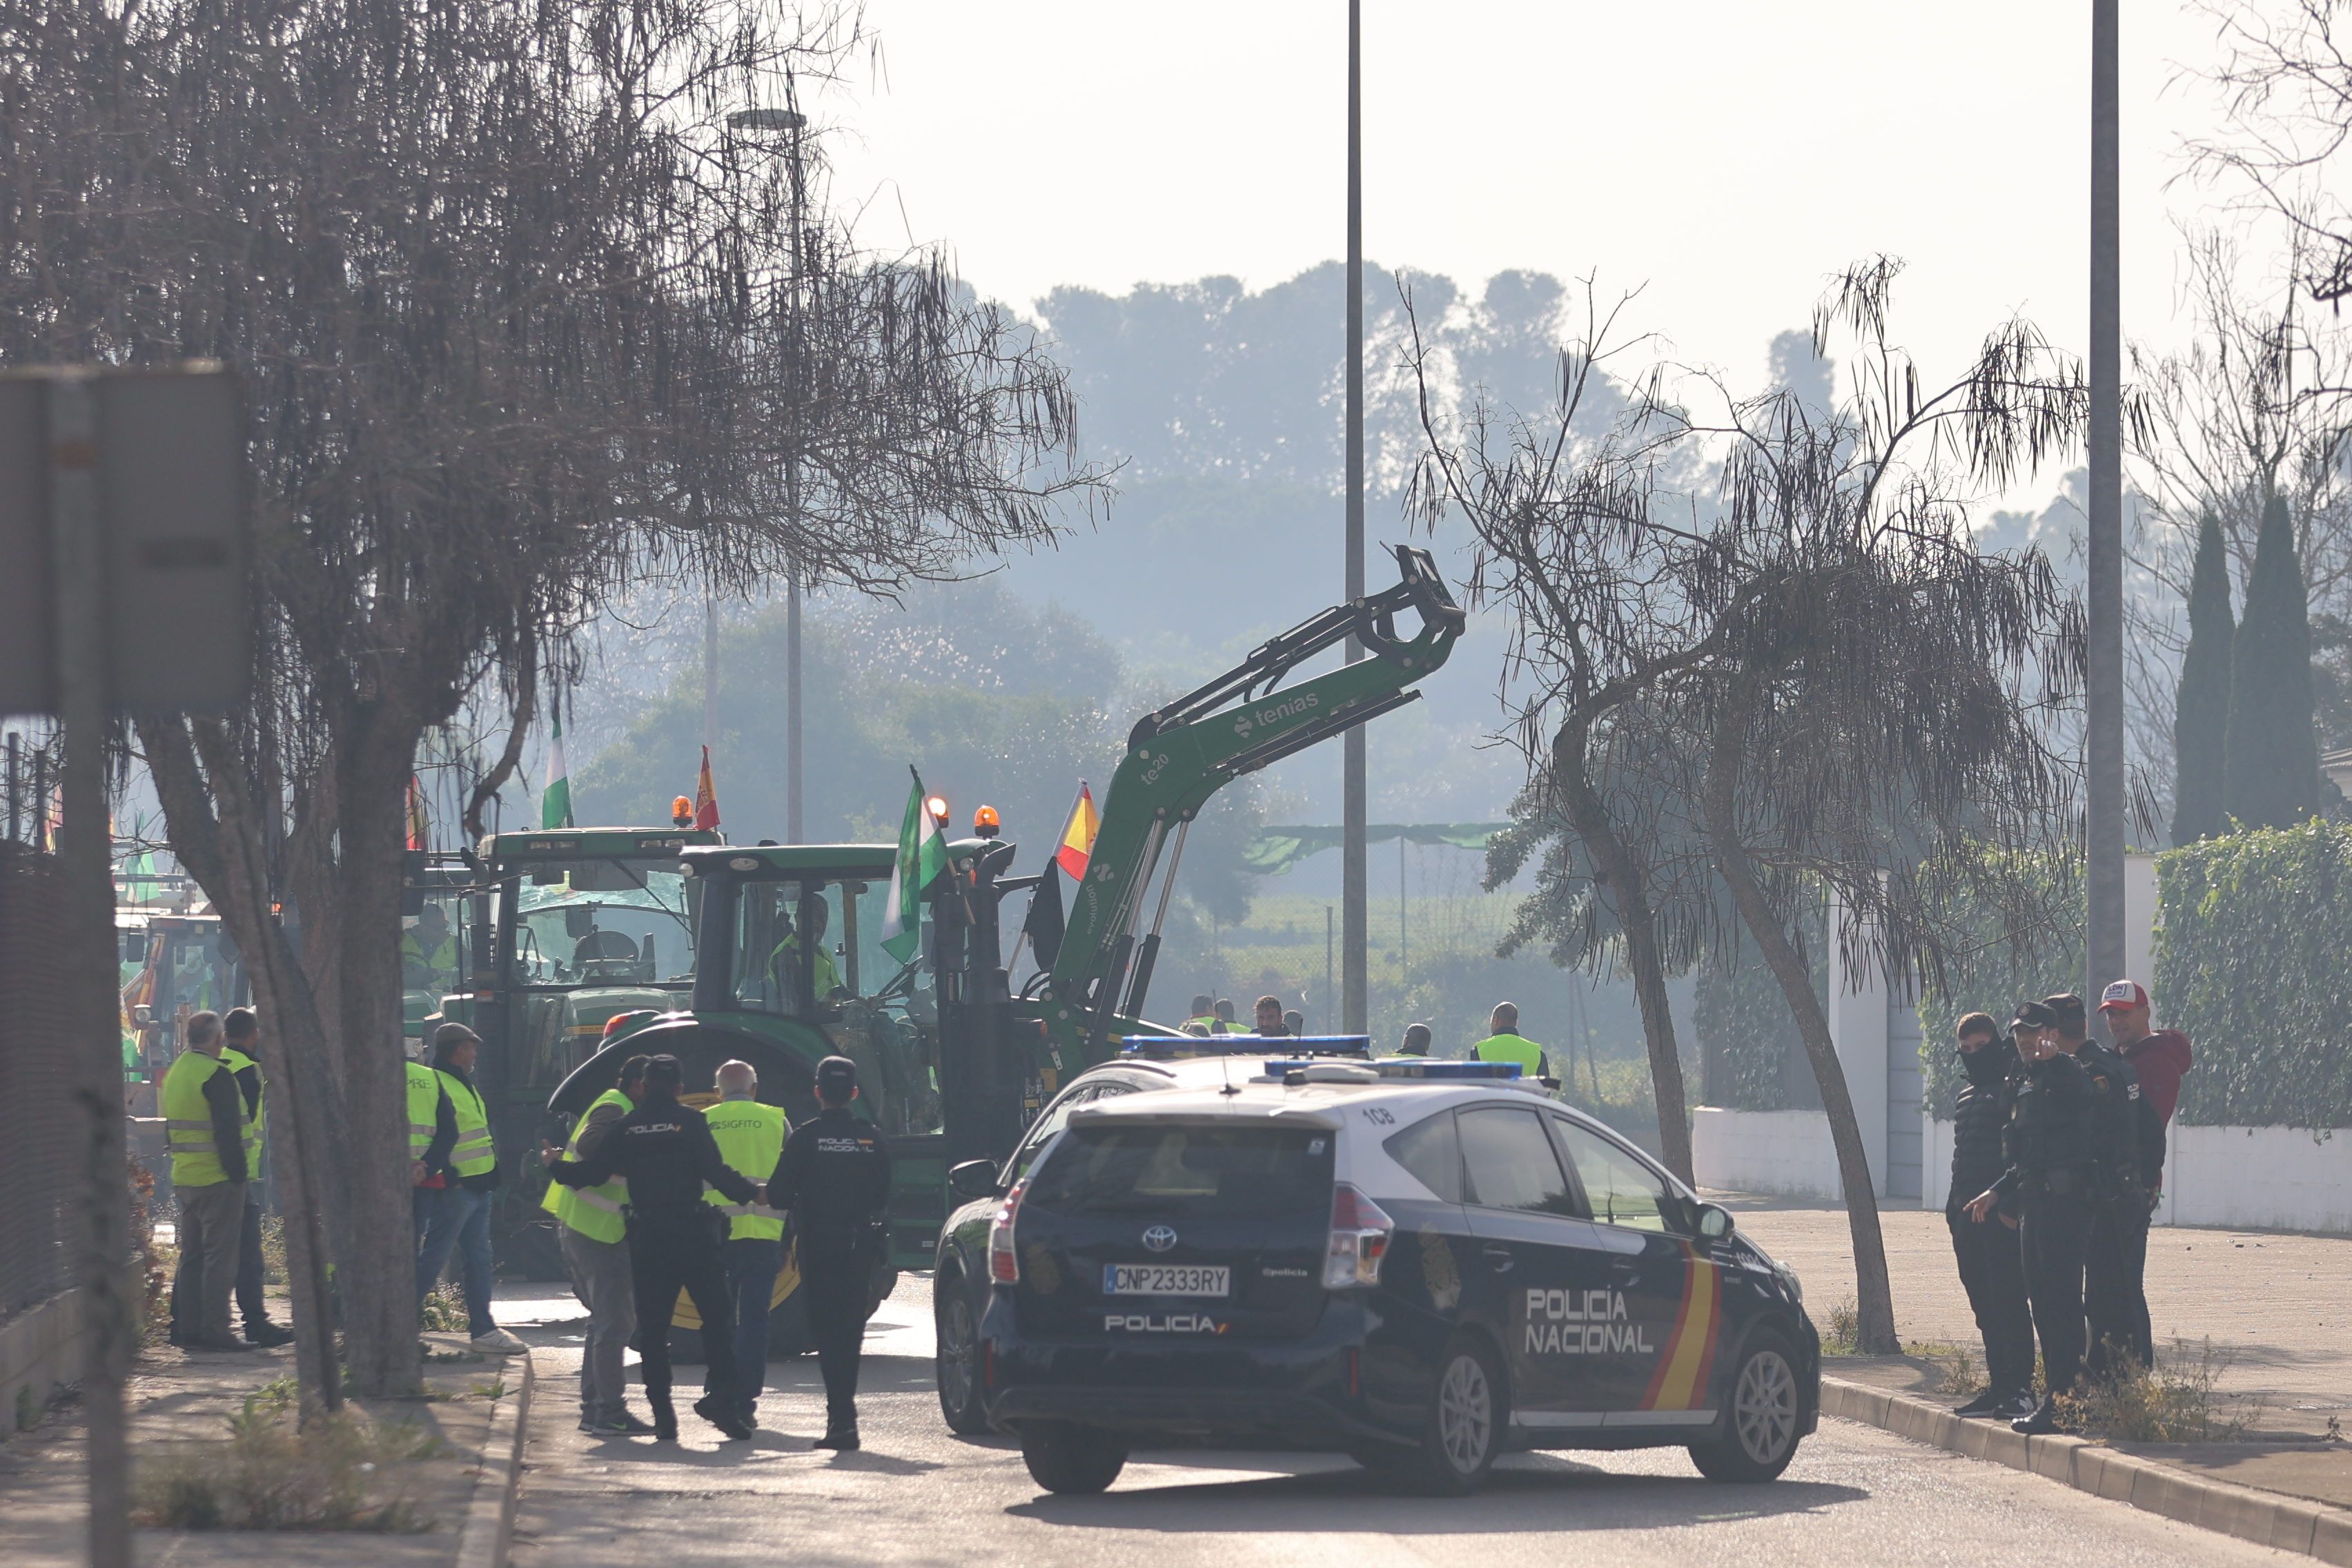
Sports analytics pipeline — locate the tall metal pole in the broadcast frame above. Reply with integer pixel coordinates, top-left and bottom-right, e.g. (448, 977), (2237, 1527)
(1341, 0), (1369, 1036)
(785, 104), (807, 845)
(52, 374), (135, 1568)
(2086, 0), (2126, 1000)
(702, 598), (718, 755)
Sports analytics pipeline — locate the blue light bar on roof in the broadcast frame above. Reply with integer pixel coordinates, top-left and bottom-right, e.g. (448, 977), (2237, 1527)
(1119, 1034), (1371, 1061)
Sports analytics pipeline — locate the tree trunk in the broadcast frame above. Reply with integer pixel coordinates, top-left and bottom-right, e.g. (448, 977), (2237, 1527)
(139, 718), (345, 1415)
(1699, 680), (1899, 1354)
(332, 711), (426, 1396)
(1554, 720), (1694, 1184)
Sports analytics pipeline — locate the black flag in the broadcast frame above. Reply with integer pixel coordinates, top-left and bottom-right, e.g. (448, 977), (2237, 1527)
(1023, 863), (1066, 970)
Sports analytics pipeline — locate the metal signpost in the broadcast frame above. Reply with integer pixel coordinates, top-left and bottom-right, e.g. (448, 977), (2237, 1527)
(0, 363), (247, 1568)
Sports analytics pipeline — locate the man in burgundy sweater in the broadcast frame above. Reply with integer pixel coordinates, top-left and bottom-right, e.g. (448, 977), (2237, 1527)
(2096, 979), (2195, 1366)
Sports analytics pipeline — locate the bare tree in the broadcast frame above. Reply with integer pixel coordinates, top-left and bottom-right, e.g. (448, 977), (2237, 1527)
(1416, 260), (2082, 1352)
(0, 0), (1102, 1401)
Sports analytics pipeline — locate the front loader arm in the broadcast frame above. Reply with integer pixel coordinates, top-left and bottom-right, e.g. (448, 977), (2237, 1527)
(1046, 545), (1464, 1047)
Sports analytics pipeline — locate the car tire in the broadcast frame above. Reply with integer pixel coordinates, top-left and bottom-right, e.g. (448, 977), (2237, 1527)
(1020, 1422), (1128, 1494)
(1396, 1333), (1504, 1496)
(1688, 1329), (1803, 1483)
(934, 1271), (990, 1435)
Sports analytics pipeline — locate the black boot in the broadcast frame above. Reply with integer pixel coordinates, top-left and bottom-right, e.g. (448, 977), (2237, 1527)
(814, 1411), (859, 1451)
(647, 1390), (678, 1442)
(694, 1393), (752, 1441)
(2010, 1394), (2070, 1435)
(1952, 1389), (2004, 1418)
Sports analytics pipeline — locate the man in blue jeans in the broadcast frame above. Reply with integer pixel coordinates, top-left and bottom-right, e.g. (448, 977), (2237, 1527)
(705, 1060), (789, 1426)
(414, 1023), (527, 1353)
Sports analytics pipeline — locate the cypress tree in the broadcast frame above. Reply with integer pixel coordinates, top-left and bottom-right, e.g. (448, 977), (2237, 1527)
(2223, 493), (2322, 829)
(2172, 513), (2234, 843)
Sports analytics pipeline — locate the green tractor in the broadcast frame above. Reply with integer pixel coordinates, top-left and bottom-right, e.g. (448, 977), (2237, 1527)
(415, 824), (718, 1277)
(543, 545), (1464, 1353)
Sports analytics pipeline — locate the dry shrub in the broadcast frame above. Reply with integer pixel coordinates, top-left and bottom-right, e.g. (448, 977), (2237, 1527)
(2061, 1339), (2253, 1442)
(135, 1380), (443, 1531)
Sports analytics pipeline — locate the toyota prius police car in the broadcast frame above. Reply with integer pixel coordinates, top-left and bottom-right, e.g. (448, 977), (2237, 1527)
(930, 1037), (1818, 1496)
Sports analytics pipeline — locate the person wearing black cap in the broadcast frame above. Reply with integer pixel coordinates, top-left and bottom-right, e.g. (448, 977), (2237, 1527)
(765, 1055), (892, 1450)
(546, 1054), (758, 1442)
(1943, 1012), (2033, 1422)
(1965, 995), (2101, 1434)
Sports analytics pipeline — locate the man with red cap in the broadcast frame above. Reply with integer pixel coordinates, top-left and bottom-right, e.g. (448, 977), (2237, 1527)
(2095, 979), (2193, 1368)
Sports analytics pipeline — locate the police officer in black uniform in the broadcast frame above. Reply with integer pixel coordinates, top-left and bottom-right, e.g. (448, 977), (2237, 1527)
(1946, 1012), (2034, 1421)
(1966, 997), (2097, 1434)
(547, 1055), (757, 1442)
(2079, 1001), (2162, 1378)
(766, 1055), (892, 1451)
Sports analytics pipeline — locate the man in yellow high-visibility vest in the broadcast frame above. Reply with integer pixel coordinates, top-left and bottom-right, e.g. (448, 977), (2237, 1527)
(413, 1023), (527, 1353)
(1469, 1002), (1554, 1084)
(705, 1060), (789, 1429)
(542, 1053), (652, 1435)
(161, 1010), (251, 1351)
(217, 1008), (295, 1346)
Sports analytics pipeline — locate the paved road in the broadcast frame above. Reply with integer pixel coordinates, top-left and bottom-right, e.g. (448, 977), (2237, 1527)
(499, 1278), (2297, 1568)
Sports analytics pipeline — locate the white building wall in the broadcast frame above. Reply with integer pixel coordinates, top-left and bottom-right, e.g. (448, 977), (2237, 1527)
(1692, 1107), (1843, 1200)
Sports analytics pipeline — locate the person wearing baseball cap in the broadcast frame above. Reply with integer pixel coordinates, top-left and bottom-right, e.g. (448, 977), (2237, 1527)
(2095, 979), (2192, 1369)
(764, 1055), (892, 1450)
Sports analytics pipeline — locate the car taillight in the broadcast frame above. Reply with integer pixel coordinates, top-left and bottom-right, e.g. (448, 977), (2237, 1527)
(1323, 1182), (1393, 1290)
(989, 1178), (1029, 1284)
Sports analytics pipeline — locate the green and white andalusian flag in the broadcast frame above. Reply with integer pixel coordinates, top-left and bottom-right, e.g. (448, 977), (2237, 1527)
(542, 712), (575, 830)
(880, 767), (945, 963)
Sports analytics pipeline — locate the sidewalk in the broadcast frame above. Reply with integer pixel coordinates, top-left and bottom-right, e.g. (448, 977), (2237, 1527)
(1722, 1194), (2352, 1539)
(0, 1330), (529, 1567)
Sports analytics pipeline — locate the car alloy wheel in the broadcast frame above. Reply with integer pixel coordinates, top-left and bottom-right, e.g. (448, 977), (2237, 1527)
(1732, 1345), (1797, 1465)
(1437, 1350), (1493, 1473)
(939, 1293), (976, 1405)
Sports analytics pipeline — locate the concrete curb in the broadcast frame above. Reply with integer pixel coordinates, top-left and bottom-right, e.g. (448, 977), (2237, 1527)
(453, 1348), (533, 1568)
(1822, 1375), (2352, 1562)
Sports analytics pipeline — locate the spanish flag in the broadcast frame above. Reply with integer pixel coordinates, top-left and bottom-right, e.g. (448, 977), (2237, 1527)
(1054, 781), (1099, 879)
(694, 745), (721, 832)
(406, 774), (429, 851)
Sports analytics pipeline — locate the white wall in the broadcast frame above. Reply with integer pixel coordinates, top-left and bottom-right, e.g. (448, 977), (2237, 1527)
(1702, 1106), (2352, 1235)
(1692, 1107), (1844, 1201)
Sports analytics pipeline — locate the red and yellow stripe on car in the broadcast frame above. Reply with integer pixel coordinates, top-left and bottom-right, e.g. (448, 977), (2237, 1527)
(1640, 1243), (1722, 1411)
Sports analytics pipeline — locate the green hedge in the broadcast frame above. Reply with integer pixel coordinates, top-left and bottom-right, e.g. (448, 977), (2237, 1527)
(2157, 820), (2352, 1128)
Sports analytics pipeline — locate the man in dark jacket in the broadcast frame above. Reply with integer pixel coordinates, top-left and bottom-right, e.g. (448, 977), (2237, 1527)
(766, 1056), (892, 1451)
(548, 1055), (757, 1442)
(1945, 1012), (2034, 1420)
(2081, 980), (2169, 1377)
(1967, 997), (2099, 1434)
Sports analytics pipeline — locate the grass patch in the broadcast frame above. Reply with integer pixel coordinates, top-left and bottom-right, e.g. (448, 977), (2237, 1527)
(418, 1282), (467, 1334)
(1819, 1297), (1861, 1355)
(2061, 1339), (2255, 1442)
(134, 1380), (446, 1531)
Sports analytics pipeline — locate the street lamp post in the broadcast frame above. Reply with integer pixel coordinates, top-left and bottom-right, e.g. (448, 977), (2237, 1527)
(1342, 0), (1369, 1035)
(728, 104), (811, 842)
(2086, 1), (2125, 998)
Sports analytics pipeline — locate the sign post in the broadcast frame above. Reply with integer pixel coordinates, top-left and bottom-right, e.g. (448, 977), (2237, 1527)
(0, 364), (246, 1568)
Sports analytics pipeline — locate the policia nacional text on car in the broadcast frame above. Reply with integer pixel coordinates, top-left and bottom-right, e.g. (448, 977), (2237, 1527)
(546, 1054), (760, 1442)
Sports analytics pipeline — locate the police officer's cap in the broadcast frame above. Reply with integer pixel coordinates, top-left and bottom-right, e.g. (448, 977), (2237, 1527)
(2039, 992), (2087, 1032)
(642, 1054), (685, 1090)
(2010, 999), (2057, 1031)
(814, 1055), (858, 1099)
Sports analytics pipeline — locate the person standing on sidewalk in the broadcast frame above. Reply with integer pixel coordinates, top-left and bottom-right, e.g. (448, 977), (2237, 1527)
(764, 1056), (892, 1451)
(162, 1010), (251, 1352)
(547, 1054), (757, 1442)
(704, 1060), (788, 1430)
(218, 1008), (295, 1347)
(1944, 1012), (2033, 1421)
(2075, 986), (2160, 1380)
(541, 1054), (651, 1436)
(1966, 997), (2097, 1434)
(413, 1023), (528, 1353)
(2098, 978), (2193, 1364)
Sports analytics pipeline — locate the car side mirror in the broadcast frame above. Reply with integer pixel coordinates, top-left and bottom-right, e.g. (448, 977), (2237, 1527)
(1694, 1202), (1734, 1240)
(948, 1158), (1003, 1200)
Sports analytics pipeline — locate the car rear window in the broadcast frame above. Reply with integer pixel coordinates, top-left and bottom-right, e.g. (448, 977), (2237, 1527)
(1384, 1110), (1464, 1202)
(1026, 1122), (1335, 1219)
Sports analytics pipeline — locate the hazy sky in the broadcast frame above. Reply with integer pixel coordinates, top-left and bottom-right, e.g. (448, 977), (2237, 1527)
(823, 1), (2263, 404)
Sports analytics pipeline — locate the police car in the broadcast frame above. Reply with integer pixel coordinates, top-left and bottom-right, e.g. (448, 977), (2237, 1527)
(931, 1041), (1818, 1496)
